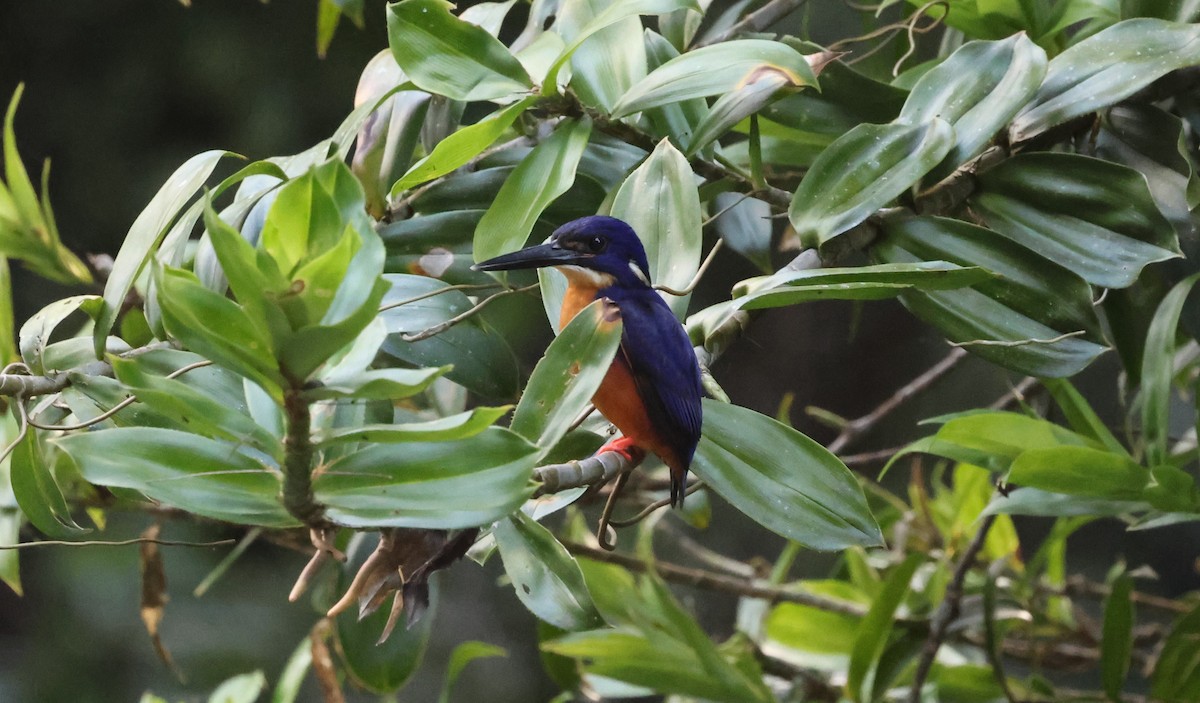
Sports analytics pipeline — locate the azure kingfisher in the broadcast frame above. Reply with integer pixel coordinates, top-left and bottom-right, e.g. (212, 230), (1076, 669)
(474, 216), (703, 506)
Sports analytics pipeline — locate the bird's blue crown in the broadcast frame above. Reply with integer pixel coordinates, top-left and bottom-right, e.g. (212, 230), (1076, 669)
(549, 216), (652, 288)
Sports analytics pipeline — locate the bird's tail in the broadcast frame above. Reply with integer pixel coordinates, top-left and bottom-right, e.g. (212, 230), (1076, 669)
(670, 466), (689, 508)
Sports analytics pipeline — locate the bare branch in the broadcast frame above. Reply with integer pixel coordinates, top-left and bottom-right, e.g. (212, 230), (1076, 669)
(655, 240), (725, 296)
(828, 347), (967, 454)
(0, 537), (236, 549)
(398, 283), (539, 342)
(908, 514), (997, 703)
(562, 539), (882, 620)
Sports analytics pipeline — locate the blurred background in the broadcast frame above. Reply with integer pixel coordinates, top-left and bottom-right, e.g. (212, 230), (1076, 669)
(0, 2), (1195, 701)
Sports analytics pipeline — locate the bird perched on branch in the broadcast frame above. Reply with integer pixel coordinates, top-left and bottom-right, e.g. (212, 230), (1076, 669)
(475, 216), (703, 506)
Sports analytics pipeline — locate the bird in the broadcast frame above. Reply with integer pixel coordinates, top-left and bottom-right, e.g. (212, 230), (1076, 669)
(474, 216), (703, 506)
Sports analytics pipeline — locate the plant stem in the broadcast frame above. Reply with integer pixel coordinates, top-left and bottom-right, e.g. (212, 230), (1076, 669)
(282, 389), (322, 526)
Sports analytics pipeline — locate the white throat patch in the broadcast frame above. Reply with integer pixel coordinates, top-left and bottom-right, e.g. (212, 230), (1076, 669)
(557, 265), (616, 288)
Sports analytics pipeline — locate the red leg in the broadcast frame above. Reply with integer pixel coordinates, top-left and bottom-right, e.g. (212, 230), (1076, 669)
(596, 435), (640, 462)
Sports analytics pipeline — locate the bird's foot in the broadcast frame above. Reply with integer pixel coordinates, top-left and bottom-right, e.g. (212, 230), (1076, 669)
(596, 435), (639, 462)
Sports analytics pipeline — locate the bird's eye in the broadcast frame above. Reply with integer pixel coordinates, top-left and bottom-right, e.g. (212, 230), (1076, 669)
(587, 236), (606, 253)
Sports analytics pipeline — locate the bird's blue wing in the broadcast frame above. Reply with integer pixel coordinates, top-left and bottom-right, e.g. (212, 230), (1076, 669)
(613, 290), (704, 468)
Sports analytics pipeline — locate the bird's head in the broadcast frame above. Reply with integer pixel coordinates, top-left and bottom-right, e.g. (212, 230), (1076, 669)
(473, 216), (652, 289)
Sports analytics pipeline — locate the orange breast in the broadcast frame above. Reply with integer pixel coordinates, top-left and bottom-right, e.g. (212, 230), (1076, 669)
(557, 268), (684, 472)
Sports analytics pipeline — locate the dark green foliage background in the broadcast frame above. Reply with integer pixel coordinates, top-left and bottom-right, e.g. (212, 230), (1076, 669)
(2, 2), (1199, 702)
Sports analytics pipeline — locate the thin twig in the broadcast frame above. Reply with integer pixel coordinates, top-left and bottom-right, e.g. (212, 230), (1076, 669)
(399, 283), (539, 342)
(0, 398), (30, 467)
(1058, 576), (1195, 615)
(26, 359), (212, 431)
(377, 282), (501, 312)
(983, 558), (1019, 703)
(908, 514), (997, 703)
(0, 537), (236, 549)
(562, 539), (880, 619)
(841, 445), (907, 466)
(828, 347), (967, 454)
(597, 471), (632, 551)
(989, 376), (1039, 411)
(893, 2), (948, 76)
(609, 481), (705, 527)
(655, 240), (725, 296)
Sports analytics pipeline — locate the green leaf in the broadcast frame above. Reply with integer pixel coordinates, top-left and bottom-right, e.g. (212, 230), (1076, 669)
(642, 30), (708, 149)
(898, 34), (1046, 180)
(1007, 446), (1150, 500)
(278, 251), (390, 383)
(438, 642), (507, 703)
(270, 637), (312, 703)
(694, 400), (883, 549)
(379, 274), (520, 399)
(511, 299), (623, 449)
(765, 597), (863, 661)
(971, 153), (1179, 288)
(335, 535), (434, 693)
(1097, 104), (1199, 234)
(155, 266), (285, 396)
(95, 150), (232, 358)
(208, 671), (267, 703)
(545, 0), (699, 101)
(888, 411), (1096, 475)
(109, 356), (282, 455)
(711, 193), (772, 272)
(1010, 18), (1200, 142)
(55, 427), (295, 527)
(687, 66), (801, 156)
(733, 262), (992, 309)
(984, 487), (1146, 519)
(544, 575), (774, 703)
(1151, 602), (1200, 702)
(1042, 379), (1128, 457)
(473, 117), (593, 263)
(612, 40), (819, 119)
(313, 427), (537, 528)
(789, 119), (954, 250)
(847, 554), (923, 703)
(874, 214), (1108, 377)
(317, 406), (510, 446)
(18, 295), (101, 375)
(390, 97), (534, 196)
(1, 85), (92, 285)
(386, 0), (532, 101)
(306, 366), (445, 401)
(11, 429), (86, 538)
(495, 510), (604, 630)
(1142, 273), (1200, 467)
(762, 60), (908, 153)
(1101, 572), (1134, 702)
(609, 137), (702, 317)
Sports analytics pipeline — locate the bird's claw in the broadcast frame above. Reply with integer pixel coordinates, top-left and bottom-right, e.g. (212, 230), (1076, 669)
(596, 435), (639, 463)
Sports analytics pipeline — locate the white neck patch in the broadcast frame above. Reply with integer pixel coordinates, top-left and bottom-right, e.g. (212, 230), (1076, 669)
(628, 261), (651, 285)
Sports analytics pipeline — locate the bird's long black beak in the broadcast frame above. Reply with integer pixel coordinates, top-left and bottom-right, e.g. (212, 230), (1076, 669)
(472, 243), (585, 272)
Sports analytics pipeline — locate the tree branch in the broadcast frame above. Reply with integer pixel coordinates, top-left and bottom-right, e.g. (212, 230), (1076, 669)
(908, 514), (997, 703)
(828, 347), (967, 454)
(562, 539), (881, 620)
